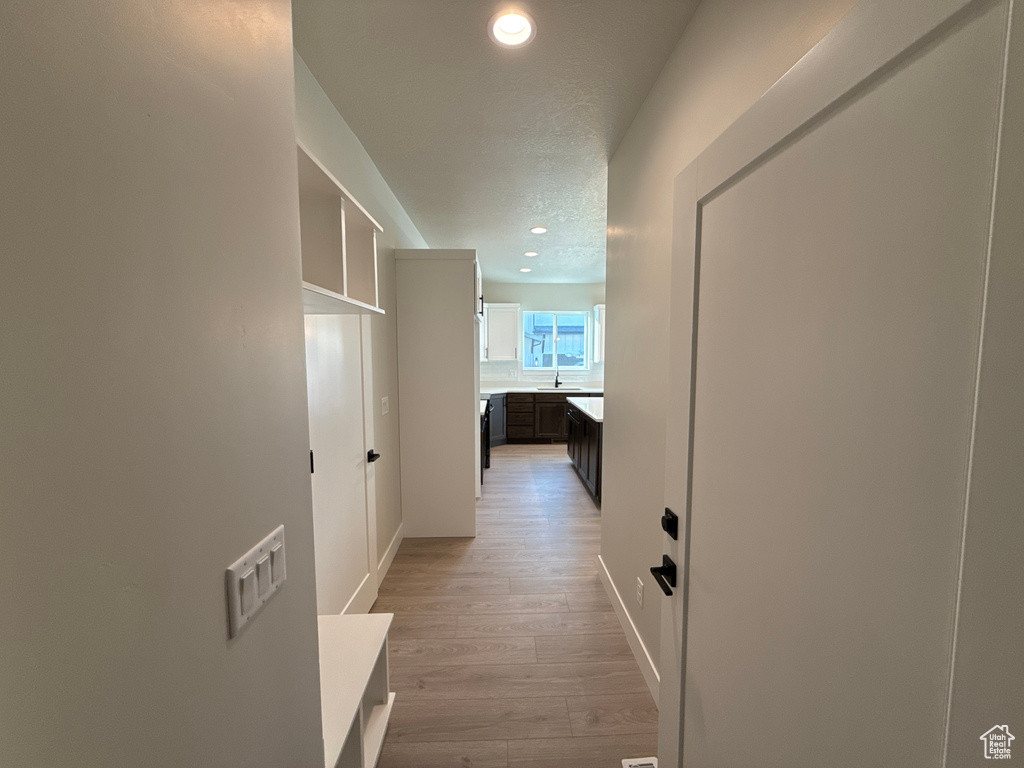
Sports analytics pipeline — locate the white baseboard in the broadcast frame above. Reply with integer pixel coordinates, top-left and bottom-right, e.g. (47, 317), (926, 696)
(378, 522), (404, 582)
(597, 554), (660, 702)
(342, 573), (376, 615)
(339, 524), (404, 616)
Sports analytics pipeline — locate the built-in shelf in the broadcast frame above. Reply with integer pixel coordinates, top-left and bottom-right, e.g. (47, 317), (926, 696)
(318, 613), (395, 768)
(302, 282), (384, 316)
(297, 141), (384, 315)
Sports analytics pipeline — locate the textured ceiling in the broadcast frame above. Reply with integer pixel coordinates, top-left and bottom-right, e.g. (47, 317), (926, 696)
(293, 1), (698, 283)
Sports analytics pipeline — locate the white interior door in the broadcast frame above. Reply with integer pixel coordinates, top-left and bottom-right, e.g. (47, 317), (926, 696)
(660, 1), (1013, 765)
(305, 313), (377, 615)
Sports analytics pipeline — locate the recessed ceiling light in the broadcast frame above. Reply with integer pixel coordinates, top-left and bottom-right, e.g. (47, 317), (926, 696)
(488, 11), (537, 48)
(524, 251), (538, 257)
(520, 267), (532, 273)
(530, 226), (547, 234)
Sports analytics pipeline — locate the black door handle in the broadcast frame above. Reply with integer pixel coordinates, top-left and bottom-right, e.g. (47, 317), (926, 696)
(650, 555), (677, 596)
(367, 450), (381, 463)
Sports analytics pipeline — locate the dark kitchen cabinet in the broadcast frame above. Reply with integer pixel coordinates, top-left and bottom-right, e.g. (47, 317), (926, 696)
(567, 402), (601, 503)
(567, 407), (581, 467)
(498, 390), (603, 444)
(579, 416), (591, 480)
(489, 393), (507, 446)
(506, 393), (536, 440)
(535, 401), (566, 439)
(585, 420), (600, 496)
(535, 392), (569, 441)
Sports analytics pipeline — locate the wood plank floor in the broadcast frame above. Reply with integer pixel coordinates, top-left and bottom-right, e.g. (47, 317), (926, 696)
(374, 444), (657, 768)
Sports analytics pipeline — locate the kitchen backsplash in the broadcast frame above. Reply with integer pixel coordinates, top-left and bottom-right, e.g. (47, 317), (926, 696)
(480, 360), (604, 387)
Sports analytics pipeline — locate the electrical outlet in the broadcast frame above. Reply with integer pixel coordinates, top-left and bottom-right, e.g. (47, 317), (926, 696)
(381, 396), (389, 415)
(636, 576), (644, 607)
(622, 758), (657, 768)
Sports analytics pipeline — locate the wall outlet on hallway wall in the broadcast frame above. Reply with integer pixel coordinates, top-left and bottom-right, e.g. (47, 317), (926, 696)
(381, 396), (389, 415)
(636, 576), (644, 608)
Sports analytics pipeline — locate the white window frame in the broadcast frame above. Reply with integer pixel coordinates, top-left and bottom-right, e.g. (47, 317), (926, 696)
(521, 310), (591, 371)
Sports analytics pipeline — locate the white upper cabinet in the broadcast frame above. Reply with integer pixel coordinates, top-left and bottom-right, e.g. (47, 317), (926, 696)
(593, 304), (606, 363)
(484, 303), (519, 361)
(297, 142), (383, 315)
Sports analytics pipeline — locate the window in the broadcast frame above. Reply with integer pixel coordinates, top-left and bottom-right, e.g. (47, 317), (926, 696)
(522, 312), (589, 370)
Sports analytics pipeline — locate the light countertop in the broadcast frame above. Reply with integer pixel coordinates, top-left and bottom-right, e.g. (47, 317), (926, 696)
(567, 396), (603, 423)
(479, 399), (489, 416)
(481, 385), (604, 395)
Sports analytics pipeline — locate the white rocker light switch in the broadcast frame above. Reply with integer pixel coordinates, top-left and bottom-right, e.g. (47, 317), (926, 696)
(226, 525), (286, 639)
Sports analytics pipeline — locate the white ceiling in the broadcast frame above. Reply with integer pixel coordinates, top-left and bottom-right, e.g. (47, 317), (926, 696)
(292, 1), (698, 284)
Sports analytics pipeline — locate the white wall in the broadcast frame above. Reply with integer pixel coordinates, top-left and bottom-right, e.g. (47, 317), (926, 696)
(294, 53), (429, 570)
(602, 0), (855, 677)
(483, 281), (605, 310)
(0, 2), (323, 765)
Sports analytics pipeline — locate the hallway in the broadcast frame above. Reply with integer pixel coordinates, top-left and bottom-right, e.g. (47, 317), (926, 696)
(373, 444), (657, 768)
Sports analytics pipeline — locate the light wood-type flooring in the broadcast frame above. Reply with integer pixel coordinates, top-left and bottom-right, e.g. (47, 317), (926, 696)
(373, 444), (657, 768)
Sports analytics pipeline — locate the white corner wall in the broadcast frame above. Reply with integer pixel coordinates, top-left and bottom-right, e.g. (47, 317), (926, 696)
(602, 0), (856, 677)
(395, 250), (480, 538)
(293, 53), (428, 574)
(0, 2), (323, 765)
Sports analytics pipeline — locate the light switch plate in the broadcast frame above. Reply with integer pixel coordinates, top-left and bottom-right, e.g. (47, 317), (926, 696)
(636, 576), (644, 608)
(381, 396), (389, 415)
(622, 759), (657, 768)
(226, 525), (285, 639)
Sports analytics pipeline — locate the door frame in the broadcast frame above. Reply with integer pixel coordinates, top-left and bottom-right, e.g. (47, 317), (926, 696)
(659, 0), (1017, 763)
(354, 313), (379, 612)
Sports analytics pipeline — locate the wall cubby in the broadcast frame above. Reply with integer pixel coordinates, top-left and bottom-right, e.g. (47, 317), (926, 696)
(297, 143), (383, 315)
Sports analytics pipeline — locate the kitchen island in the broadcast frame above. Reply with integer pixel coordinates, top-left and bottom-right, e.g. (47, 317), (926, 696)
(566, 396), (603, 503)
